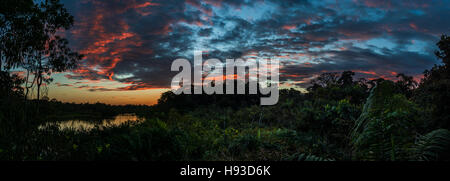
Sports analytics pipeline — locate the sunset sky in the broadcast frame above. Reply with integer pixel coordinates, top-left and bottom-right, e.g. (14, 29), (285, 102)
(47, 0), (450, 105)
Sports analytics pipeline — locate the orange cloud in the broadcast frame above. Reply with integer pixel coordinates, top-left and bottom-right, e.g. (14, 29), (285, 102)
(282, 25), (296, 30)
(353, 70), (378, 75)
(409, 23), (418, 31)
(135, 1), (159, 8)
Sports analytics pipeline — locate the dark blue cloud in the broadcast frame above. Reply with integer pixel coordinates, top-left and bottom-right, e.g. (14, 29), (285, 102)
(60, 0), (450, 90)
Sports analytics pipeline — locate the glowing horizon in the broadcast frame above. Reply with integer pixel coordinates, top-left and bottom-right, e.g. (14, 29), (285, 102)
(42, 0), (449, 105)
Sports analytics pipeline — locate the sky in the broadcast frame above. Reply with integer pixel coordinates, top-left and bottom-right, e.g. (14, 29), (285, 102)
(47, 0), (450, 105)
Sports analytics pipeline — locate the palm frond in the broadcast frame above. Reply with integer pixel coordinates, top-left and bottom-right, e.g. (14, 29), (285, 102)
(413, 129), (450, 161)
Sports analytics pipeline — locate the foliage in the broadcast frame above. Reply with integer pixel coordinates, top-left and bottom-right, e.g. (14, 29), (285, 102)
(352, 81), (418, 160)
(413, 129), (450, 161)
(283, 153), (334, 161)
(0, 0), (83, 100)
(413, 36), (450, 131)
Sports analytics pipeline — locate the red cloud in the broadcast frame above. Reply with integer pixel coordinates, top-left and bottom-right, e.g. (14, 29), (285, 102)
(409, 23), (418, 31)
(282, 25), (296, 30)
(134, 1), (159, 8)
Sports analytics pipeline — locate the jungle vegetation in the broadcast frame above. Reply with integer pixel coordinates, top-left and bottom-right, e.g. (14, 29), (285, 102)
(1, 0), (450, 161)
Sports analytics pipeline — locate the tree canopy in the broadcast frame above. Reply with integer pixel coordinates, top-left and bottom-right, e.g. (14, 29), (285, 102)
(0, 0), (83, 100)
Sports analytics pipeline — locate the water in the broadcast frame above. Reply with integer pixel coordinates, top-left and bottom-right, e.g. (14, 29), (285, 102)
(39, 113), (144, 131)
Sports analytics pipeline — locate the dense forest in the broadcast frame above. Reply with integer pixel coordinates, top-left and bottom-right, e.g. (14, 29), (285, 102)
(1, 0), (450, 161)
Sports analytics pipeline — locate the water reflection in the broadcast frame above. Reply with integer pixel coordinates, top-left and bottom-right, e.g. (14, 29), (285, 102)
(39, 114), (143, 131)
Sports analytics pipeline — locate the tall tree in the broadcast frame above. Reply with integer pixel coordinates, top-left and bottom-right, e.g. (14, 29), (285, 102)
(395, 73), (417, 98)
(308, 72), (340, 91)
(0, 0), (83, 100)
(415, 35), (450, 130)
(338, 71), (355, 87)
(0, 0), (35, 71)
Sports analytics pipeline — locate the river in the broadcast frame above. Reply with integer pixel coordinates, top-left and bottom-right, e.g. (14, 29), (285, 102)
(38, 113), (144, 131)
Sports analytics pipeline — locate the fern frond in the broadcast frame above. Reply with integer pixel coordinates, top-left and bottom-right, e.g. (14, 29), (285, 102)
(283, 153), (334, 161)
(413, 129), (450, 161)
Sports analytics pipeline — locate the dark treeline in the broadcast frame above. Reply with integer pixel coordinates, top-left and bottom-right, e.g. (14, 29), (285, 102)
(1, 0), (450, 161)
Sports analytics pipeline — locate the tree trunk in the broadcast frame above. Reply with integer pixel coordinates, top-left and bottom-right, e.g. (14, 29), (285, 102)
(0, 51), (2, 71)
(25, 70), (31, 100)
(37, 59), (43, 101)
(36, 71), (42, 114)
(37, 84), (40, 100)
(37, 72), (42, 101)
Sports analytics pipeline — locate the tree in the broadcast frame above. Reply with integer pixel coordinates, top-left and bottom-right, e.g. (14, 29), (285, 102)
(0, 0), (36, 71)
(308, 72), (339, 90)
(0, 71), (24, 98)
(338, 71), (355, 87)
(308, 71), (369, 104)
(395, 73), (417, 98)
(435, 34), (450, 65)
(0, 0), (83, 100)
(415, 35), (450, 130)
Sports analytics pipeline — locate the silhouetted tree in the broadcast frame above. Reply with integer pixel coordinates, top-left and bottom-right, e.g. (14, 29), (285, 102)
(435, 34), (450, 65)
(367, 78), (385, 89)
(395, 73), (417, 98)
(0, 71), (24, 98)
(338, 71), (355, 87)
(0, 0), (83, 100)
(0, 0), (36, 71)
(308, 72), (339, 91)
(415, 34), (450, 130)
(308, 71), (369, 104)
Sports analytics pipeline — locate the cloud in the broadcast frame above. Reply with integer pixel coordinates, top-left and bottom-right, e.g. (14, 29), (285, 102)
(59, 0), (450, 91)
